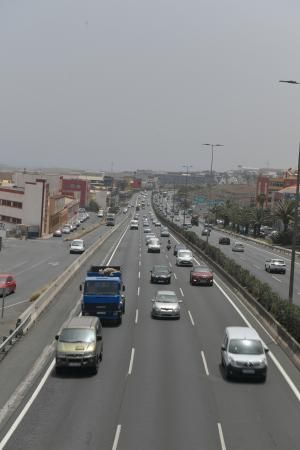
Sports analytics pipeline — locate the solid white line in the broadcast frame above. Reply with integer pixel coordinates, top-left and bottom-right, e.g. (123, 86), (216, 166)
(201, 351), (209, 376)
(179, 287), (184, 297)
(0, 359), (55, 449)
(107, 224), (130, 265)
(272, 275), (282, 283)
(135, 309), (139, 324)
(4, 299), (30, 309)
(112, 424), (122, 450)
(253, 264), (261, 270)
(214, 279), (300, 402)
(138, 271), (140, 279)
(137, 287), (140, 296)
(188, 310), (194, 326)
(128, 348), (135, 375)
(217, 423), (227, 450)
(174, 273), (177, 279)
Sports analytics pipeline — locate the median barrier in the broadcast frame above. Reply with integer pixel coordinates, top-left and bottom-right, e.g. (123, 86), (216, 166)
(156, 209), (300, 371)
(17, 215), (130, 335)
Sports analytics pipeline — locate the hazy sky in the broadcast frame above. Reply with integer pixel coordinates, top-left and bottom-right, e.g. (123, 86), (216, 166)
(1, 0), (300, 173)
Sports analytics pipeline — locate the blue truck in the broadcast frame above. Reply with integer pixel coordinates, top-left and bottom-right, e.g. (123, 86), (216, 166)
(80, 265), (125, 324)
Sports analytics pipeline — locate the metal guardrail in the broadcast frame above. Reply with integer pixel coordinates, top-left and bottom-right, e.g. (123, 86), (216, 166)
(0, 314), (31, 357)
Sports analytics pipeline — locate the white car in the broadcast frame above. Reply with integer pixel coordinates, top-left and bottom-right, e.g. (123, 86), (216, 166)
(70, 239), (85, 254)
(130, 220), (139, 230)
(98, 210), (104, 217)
(221, 327), (268, 381)
(62, 225), (71, 234)
(176, 249), (193, 266)
(265, 259), (286, 274)
(148, 238), (161, 253)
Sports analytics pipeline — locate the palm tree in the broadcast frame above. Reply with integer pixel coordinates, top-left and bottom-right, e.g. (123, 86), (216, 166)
(273, 199), (295, 232)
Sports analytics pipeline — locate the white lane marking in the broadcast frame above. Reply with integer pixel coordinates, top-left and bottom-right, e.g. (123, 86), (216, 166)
(48, 262), (60, 267)
(138, 271), (141, 279)
(15, 258), (52, 275)
(4, 300), (30, 309)
(107, 224), (130, 265)
(272, 275), (282, 283)
(253, 264), (261, 270)
(214, 279), (300, 402)
(0, 359), (55, 449)
(192, 255), (275, 344)
(217, 423), (227, 450)
(174, 273), (177, 279)
(135, 309), (139, 324)
(112, 424), (122, 450)
(128, 348), (135, 375)
(188, 310), (195, 326)
(169, 262), (172, 268)
(137, 287), (140, 296)
(201, 351), (209, 376)
(139, 261), (141, 266)
(179, 287), (184, 297)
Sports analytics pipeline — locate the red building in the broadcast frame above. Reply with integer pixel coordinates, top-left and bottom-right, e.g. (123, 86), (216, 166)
(61, 178), (89, 208)
(256, 174), (297, 208)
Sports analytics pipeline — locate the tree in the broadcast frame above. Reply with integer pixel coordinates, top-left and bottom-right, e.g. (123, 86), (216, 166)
(273, 199), (295, 232)
(88, 199), (99, 212)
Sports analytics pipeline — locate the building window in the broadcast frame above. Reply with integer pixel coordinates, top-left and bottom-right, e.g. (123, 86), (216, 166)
(0, 199), (22, 208)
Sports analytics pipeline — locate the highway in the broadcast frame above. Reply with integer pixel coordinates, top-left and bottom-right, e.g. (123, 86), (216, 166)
(0, 211), (127, 334)
(1, 206), (300, 449)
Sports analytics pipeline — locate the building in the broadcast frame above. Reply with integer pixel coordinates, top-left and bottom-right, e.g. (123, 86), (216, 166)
(256, 173), (297, 208)
(0, 171), (79, 236)
(61, 178), (89, 208)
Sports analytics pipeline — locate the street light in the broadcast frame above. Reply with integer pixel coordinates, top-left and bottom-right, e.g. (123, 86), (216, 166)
(279, 79), (300, 303)
(202, 144), (224, 240)
(182, 165), (192, 226)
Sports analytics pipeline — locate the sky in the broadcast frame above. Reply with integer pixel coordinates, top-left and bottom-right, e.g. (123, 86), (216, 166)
(1, 0), (300, 173)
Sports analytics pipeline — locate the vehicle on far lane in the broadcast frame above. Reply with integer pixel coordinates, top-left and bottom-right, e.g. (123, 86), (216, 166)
(173, 244), (186, 256)
(265, 258), (286, 274)
(70, 239), (85, 254)
(151, 290), (182, 319)
(53, 229), (62, 237)
(232, 241), (245, 252)
(0, 274), (16, 295)
(219, 237), (230, 245)
(190, 265), (213, 286)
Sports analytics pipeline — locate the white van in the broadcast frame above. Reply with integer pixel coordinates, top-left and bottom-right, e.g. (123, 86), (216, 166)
(98, 210), (104, 217)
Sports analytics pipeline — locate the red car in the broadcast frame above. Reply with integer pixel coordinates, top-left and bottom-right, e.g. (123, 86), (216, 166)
(0, 274), (16, 295)
(190, 266), (213, 286)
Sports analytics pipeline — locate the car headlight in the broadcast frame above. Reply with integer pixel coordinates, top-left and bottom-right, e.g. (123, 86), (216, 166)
(84, 351), (96, 358)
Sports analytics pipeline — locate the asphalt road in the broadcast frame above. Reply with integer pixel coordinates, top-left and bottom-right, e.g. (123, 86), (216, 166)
(1, 206), (300, 450)
(0, 211), (130, 335)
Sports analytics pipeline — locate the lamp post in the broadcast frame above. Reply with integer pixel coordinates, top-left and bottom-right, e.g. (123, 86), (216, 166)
(182, 165), (192, 226)
(279, 79), (300, 303)
(202, 144), (224, 242)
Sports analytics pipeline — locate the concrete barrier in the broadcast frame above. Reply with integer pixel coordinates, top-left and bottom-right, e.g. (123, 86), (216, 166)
(17, 215), (129, 333)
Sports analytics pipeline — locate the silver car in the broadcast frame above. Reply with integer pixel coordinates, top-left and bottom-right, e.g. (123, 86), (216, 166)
(151, 290), (182, 319)
(148, 238), (161, 253)
(70, 239), (85, 254)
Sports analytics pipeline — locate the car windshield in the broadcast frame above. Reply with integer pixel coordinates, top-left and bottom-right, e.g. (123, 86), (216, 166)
(72, 241), (82, 246)
(273, 260), (284, 264)
(154, 266), (169, 273)
(228, 339), (264, 355)
(59, 328), (95, 343)
(156, 292), (178, 302)
(179, 251), (191, 257)
(85, 280), (119, 295)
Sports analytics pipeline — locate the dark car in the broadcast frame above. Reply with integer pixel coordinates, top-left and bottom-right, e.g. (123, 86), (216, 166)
(201, 228), (210, 236)
(150, 265), (172, 284)
(173, 244), (186, 256)
(219, 237), (230, 245)
(190, 265), (213, 286)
